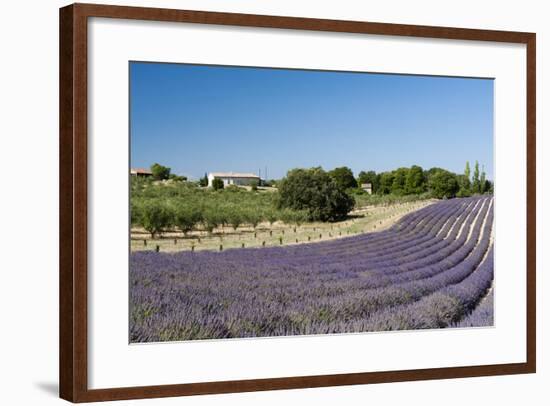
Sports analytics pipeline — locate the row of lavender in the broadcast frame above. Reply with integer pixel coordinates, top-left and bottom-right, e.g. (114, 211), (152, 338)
(130, 196), (494, 342)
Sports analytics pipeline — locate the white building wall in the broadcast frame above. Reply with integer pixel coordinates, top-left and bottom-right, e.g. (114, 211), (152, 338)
(207, 173), (215, 187)
(207, 173), (259, 187)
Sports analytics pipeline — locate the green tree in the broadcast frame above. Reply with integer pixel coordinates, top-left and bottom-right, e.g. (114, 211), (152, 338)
(458, 161), (472, 196)
(464, 161), (471, 188)
(456, 175), (472, 197)
(378, 172), (395, 195)
(199, 173), (208, 187)
(243, 209), (262, 229)
(150, 163), (171, 181)
(140, 200), (173, 238)
(174, 204), (202, 236)
(357, 170), (379, 192)
(264, 208), (279, 226)
(480, 165), (487, 193)
(169, 174), (187, 182)
(228, 208), (244, 231)
(404, 165), (426, 194)
(428, 169), (460, 199)
(212, 178), (224, 190)
(292, 210), (308, 227)
(217, 206), (230, 232)
(202, 207), (221, 234)
(281, 209), (308, 230)
(277, 167), (354, 222)
(472, 161), (481, 194)
(483, 179), (494, 194)
(130, 200), (142, 228)
(328, 166), (358, 190)
(280, 209), (295, 226)
(391, 167), (409, 195)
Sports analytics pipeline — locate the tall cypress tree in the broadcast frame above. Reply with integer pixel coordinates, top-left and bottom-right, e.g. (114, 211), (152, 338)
(199, 172), (208, 187)
(472, 161), (481, 194)
(463, 161), (471, 192)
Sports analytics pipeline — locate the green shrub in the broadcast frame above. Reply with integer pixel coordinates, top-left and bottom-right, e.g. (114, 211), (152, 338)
(428, 169), (460, 199)
(199, 173), (208, 187)
(212, 178), (224, 190)
(150, 163), (171, 181)
(277, 167), (354, 222)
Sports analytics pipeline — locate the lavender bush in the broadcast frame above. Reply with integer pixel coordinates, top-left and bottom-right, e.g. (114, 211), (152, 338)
(130, 196), (494, 342)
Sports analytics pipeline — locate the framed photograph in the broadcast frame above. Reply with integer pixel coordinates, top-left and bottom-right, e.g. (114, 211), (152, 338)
(59, 3), (536, 402)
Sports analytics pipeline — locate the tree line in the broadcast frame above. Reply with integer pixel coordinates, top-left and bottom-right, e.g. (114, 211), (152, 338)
(145, 161), (492, 199)
(132, 161), (492, 238)
(274, 162), (492, 220)
(347, 161), (492, 199)
(131, 179), (309, 238)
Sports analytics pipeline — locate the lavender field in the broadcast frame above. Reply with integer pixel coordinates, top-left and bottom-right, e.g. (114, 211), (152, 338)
(130, 196), (494, 342)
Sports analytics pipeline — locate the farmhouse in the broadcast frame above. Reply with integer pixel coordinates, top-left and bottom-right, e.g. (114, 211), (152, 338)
(361, 182), (373, 194)
(208, 172), (260, 187)
(131, 168), (153, 177)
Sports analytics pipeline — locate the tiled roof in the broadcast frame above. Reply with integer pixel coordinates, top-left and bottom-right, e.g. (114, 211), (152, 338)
(209, 172), (259, 178)
(131, 168), (152, 174)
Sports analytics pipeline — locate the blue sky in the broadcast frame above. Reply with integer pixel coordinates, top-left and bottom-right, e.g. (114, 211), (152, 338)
(130, 62), (494, 180)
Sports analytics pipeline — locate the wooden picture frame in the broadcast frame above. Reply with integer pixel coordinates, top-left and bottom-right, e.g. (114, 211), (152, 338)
(59, 3), (536, 402)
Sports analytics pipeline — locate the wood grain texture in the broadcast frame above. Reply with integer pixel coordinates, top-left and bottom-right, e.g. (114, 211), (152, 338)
(59, 4), (74, 401)
(59, 3), (536, 402)
(525, 34), (536, 372)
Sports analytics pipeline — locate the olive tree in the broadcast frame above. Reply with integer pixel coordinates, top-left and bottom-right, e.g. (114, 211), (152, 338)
(228, 209), (244, 231)
(264, 208), (279, 226)
(202, 207), (221, 234)
(244, 209), (262, 230)
(174, 204), (202, 236)
(281, 209), (308, 232)
(130, 200), (143, 228)
(140, 200), (173, 238)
